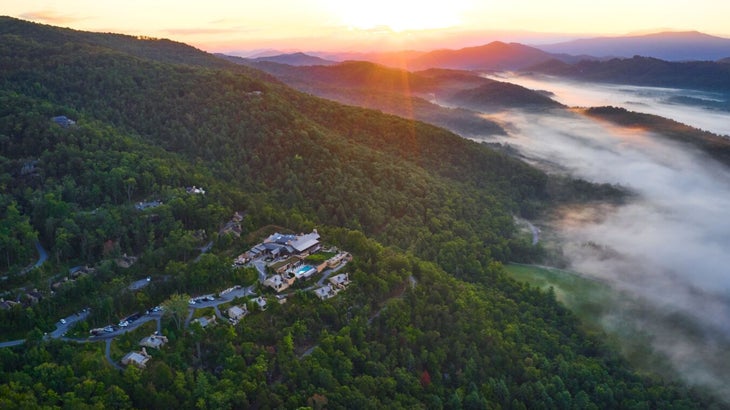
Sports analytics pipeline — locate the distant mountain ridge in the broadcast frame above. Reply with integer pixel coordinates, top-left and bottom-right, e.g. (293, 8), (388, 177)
(311, 42), (578, 71)
(224, 59), (510, 136)
(406, 41), (560, 71)
(537, 31), (730, 61)
(527, 56), (730, 93)
(225, 52), (337, 66)
(226, 57), (565, 134)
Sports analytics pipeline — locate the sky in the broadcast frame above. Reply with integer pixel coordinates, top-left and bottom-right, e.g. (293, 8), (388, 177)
(5, 1), (730, 53)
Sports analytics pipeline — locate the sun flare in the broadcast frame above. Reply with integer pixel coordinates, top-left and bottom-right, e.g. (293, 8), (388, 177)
(323, 0), (472, 32)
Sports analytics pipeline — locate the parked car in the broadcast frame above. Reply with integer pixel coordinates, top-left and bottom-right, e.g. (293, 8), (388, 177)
(60, 319), (66, 324)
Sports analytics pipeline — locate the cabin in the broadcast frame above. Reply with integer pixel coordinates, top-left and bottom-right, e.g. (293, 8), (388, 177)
(329, 272), (351, 289)
(121, 349), (151, 368)
(314, 285), (336, 300)
(139, 334), (168, 349)
(227, 305), (248, 322)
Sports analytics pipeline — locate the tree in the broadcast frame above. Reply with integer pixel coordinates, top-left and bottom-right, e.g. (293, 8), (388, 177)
(162, 293), (190, 331)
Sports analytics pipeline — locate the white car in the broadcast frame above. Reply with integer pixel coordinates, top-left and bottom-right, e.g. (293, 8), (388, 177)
(60, 319), (66, 324)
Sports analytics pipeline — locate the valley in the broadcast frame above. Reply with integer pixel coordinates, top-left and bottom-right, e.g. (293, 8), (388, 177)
(461, 79), (730, 402)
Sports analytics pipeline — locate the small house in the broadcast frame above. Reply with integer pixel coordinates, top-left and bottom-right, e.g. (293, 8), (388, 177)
(227, 305), (248, 322)
(264, 274), (291, 293)
(121, 348), (151, 368)
(329, 272), (351, 289)
(192, 315), (216, 328)
(139, 334), (168, 349)
(314, 285), (336, 300)
(254, 296), (267, 311)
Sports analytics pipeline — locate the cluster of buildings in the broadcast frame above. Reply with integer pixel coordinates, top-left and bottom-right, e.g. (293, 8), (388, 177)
(236, 229), (352, 295)
(313, 272), (351, 300)
(263, 251), (352, 294)
(0, 288), (45, 310)
(249, 230), (322, 261)
(221, 212), (245, 238)
(114, 229), (352, 370)
(51, 266), (95, 291)
(122, 333), (168, 368)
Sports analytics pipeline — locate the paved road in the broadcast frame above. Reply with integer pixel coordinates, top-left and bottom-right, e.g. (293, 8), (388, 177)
(316, 262), (347, 286)
(33, 241), (49, 269)
(2, 282), (254, 349)
(251, 259), (268, 282)
(105, 339), (122, 370)
(1, 309), (91, 348)
(50, 310), (91, 339)
(0, 339), (25, 348)
(12, 241), (49, 277)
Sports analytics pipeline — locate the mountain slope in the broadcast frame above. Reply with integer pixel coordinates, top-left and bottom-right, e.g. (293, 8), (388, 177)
(0, 16), (548, 269)
(227, 59), (507, 136)
(407, 41), (558, 71)
(538, 31), (730, 61)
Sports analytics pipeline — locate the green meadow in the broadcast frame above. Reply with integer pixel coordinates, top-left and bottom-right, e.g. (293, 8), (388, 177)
(504, 263), (679, 377)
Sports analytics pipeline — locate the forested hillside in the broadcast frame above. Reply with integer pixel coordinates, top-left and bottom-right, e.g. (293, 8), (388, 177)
(584, 106), (730, 164)
(0, 17), (719, 409)
(229, 58), (508, 136)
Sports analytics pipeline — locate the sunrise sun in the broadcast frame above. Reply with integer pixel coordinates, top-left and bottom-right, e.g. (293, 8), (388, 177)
(323, 0), (471, 32)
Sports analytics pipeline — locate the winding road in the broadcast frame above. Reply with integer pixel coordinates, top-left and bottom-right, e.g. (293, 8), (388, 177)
(1, 255), (351, 369)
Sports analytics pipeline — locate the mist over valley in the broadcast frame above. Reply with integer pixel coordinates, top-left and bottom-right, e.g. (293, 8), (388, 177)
(457, 79), (730, 400)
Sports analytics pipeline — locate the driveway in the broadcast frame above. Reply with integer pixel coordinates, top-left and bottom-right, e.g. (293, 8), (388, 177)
(251, 259), (268, 282)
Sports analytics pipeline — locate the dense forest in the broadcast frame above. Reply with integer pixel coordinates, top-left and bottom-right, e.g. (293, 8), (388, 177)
(0, 17), (722, 409)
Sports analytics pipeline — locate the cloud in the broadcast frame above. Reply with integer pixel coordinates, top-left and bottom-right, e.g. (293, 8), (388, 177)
(20, 10), (85, 25)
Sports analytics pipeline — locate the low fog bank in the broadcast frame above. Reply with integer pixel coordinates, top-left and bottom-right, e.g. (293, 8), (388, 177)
(485, 73), (730, 137)
(473, 109), (730, 400)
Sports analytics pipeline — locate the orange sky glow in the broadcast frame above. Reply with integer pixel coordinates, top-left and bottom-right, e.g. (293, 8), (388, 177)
(5, 0), (730, 54)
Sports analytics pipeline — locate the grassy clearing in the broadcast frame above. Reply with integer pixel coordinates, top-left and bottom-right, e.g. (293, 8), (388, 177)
(505, 263), (615, 329)
(504, 263), (683, 380)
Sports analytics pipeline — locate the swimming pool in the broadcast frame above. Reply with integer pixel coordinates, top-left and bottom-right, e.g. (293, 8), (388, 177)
(294, 265), (316, 279)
